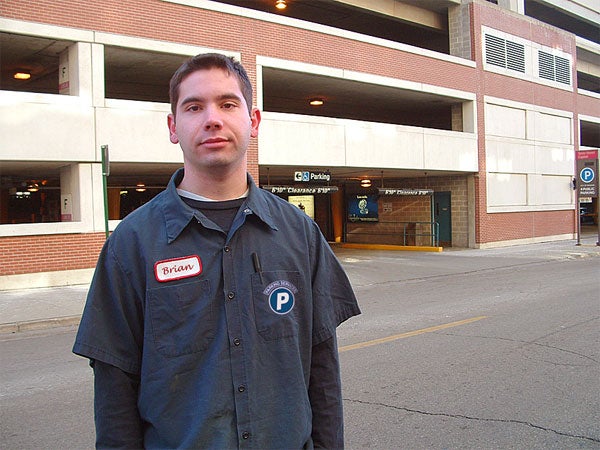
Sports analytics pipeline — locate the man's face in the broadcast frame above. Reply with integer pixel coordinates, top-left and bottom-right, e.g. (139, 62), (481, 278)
(167, 68), (260, 173)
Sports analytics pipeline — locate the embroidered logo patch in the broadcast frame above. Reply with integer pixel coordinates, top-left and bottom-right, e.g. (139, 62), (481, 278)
(154, 255), (202, 282)
(263, 280), (298, 315)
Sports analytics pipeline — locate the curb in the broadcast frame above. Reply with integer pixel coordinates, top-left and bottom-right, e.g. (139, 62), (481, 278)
(0, 315), (81, 334)
(340, 243), (443, 252)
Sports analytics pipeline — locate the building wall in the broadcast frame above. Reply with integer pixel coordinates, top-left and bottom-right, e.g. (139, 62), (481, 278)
(0, 233), (105, 276)
(0, 0), (596, 287)
(259, 112), (478, 172)
(470, 1), (580, 245)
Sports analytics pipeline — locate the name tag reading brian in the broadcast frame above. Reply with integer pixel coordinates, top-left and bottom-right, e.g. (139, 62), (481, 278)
(154, 255), (202, 282)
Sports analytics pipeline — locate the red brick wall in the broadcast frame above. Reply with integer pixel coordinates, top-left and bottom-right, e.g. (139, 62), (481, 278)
(478, 210), (575, 243)
(0, 0), (582, 258)
(578, 92), (600, 118)
(0, 233), (105, 276)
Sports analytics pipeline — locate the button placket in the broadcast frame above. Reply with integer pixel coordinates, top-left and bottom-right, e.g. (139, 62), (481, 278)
(221, 237), (251, 445)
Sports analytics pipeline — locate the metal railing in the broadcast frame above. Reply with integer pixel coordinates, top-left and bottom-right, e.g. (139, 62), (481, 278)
(346, 221), (439, 247)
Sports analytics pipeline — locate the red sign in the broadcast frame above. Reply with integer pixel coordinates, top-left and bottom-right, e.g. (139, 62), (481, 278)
(576, 150), (598, 160)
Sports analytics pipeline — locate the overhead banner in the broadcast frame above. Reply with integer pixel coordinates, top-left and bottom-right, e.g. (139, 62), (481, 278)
(263, 185), (338, 194)
(378, 188), (433, 196)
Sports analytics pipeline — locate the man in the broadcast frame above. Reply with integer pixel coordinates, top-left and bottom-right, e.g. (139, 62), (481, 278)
(73, 53), (361, 449)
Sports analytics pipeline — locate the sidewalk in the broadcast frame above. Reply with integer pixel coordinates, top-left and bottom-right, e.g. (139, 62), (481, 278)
(1, 232), (598, 334)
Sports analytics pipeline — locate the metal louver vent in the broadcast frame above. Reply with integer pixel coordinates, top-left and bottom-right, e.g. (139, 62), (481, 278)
(484, 31), (572, 86)
(485, 34), (506, 68)
(538, 50), (571, 85)
(506, 41), (525, 73)
(538, 50), (554, 81)
(555, 56), (570, 84)
(485, 34), (525, 73)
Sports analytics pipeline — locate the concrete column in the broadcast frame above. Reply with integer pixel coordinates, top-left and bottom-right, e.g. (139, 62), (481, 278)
(462, 100), (476, 133)
(91, 43), (105, 107)
(58, 42), (93, 103)
(60, 163), (104, 231)
(452, 104), (464, 131)
(60, 164), (79, 222)
(498, 0), (525, 14)
(448, 4), (472, 59)
(331, 189), (344, 243)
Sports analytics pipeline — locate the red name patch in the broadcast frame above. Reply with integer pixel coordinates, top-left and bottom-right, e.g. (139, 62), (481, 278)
(154, 255), (202, 282)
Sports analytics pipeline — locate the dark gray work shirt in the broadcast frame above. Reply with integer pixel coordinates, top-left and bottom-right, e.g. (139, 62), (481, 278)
(73, 169), (360, 449)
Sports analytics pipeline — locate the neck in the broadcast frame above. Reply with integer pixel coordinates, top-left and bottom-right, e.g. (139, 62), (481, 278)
(178, 165), (248, 201)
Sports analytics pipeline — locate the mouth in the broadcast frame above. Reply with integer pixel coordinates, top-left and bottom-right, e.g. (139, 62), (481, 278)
(200, 137), (229, 145)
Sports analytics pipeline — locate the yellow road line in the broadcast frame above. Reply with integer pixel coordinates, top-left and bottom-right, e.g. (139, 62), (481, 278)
(339, 315), (488, 353)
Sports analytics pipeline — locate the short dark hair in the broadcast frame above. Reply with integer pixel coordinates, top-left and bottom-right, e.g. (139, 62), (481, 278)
(169, 53), (253, 115)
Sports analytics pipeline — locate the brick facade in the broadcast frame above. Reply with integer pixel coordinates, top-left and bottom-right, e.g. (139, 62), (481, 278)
(0, 0), (593, 285)
(0, 233), (105, 276)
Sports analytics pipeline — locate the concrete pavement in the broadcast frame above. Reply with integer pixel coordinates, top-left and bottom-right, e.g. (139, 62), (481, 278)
(1, 231), (598, 334)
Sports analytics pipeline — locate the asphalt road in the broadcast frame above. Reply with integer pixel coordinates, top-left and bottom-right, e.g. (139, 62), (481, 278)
(1, 248), (598, 449)
(339, 252), (599, 449)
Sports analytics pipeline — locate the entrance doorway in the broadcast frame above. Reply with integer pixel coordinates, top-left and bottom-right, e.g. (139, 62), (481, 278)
(434, 191), (452, 246)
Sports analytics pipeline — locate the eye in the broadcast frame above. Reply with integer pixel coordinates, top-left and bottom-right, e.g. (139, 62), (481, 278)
(186, 105), (200, 112)
(222, 102), (238, 110)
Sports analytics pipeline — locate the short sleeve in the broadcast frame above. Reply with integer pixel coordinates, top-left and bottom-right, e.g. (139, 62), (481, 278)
(72, 239), (144, 375)
(310, 224), (361, 345)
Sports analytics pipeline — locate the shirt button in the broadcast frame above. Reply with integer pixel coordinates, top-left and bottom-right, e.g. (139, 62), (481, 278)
(238, 385), (246, 393)
(233, 338), (241, 346)
(224, 246), (231, 253)
(227, 291), (235, 300)
(242, 432), (250, 440)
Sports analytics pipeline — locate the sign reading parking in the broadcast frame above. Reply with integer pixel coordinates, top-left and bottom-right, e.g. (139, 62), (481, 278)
(580, 167), (594, 183)
(294, 171), (331, 183)
(576, 150), (598, 198)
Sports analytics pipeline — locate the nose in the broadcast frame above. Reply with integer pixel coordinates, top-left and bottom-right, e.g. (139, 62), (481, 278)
(203, 106), (223, 130)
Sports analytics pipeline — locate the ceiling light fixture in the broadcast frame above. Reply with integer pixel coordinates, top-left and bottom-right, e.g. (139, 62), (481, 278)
(275, 0), (287, 10)
(136, 183), (146, 192)
(360, 179), (372, 188)
(14, 71), (31, 80)
(309, 98), (324, 106)
(27, 183), (39, 192)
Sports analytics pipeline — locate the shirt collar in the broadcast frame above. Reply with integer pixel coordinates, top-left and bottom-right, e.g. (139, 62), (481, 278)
(162, 168), (278, 244)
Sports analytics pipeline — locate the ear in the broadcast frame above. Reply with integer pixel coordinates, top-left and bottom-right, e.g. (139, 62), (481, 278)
(167, 113), (179, 144)
(250, 108), (261, 138)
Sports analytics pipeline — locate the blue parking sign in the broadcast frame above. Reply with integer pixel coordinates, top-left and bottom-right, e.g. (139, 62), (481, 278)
(580, 167), (594, 183)
(576, 152), (598, 198)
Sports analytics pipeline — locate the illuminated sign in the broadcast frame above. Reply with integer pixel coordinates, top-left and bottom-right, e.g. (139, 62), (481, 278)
(348, 194), (379, 222)
(263, 185), (338, 194)
(293, 171), (331, 183)
(378, 188), (433, 196)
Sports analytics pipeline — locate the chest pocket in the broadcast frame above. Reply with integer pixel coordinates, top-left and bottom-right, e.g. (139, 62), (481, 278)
(251, 271), (303, 341)
(147, 279), (213, 357)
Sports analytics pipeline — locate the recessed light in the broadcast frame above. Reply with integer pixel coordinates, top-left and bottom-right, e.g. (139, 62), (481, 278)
(14, 71), (31, 80)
